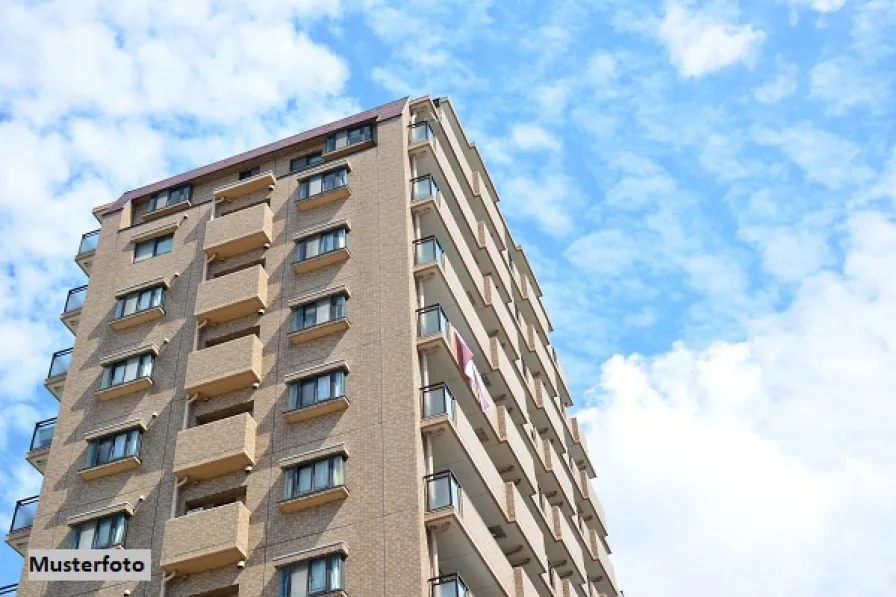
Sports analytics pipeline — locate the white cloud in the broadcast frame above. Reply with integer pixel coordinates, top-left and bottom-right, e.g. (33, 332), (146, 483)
(502, 170), (586, 237)
(752, 56), (799, 103)
(752, 122), (876, 190)
(509, 123), (562, 152)
(657, 2), (765, 78)
(579, 210), (896, 597)
(783, 0), (847, 13)
(809, 56), (891, 115)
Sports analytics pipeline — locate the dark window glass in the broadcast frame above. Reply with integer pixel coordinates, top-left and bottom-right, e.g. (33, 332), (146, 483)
(284, 455), (345, 500)
(298, 168), (347, 200)
(115, 286), (164, 319)
(149, 185), (191, 212)
(289, 152), (323, 172)
(326, 124), (372, 152)
(134, 234), (174, 262)
(239, 167), (260, 180)
(292, 295), (347, 331)
(288, 370), (345, 411)
(296, 228), (346, 262)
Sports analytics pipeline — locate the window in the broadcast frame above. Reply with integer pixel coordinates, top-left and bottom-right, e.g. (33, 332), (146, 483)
(289, 152), (323, 172)
(296, 228), (346, 262)
(134, 234), (173, 262)
(100, 354), (154, 389)
(288, 370), (346, 411)
(283, 455), (345, 500)
(239, 167), (260, 180)
(298, 168), (347, 200)
(292, 295), (346, 331)
(326, 124), (372, 152)
(149, 185), (191, 212)
(280, 553), (344, 597)
(87, 428), (142, 467)
(114, 286), (164, 320)
(71, 513), (128, 549)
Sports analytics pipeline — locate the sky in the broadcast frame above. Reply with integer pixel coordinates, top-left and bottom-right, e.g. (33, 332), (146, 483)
(0, 0), (895, 594)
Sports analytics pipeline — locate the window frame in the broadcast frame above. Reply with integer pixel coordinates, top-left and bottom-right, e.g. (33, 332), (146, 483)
(133, 234), (174, 263)
(291, 295), (346, 332)
(148, 185), (192, 213)
(289, 151), (324, 173)
(100, 353), (155, 390)
(283, 455), (345, 501)
(86, 428), (143, 468)
(288, 369), (346, 411)
(114, 285), (165, 320)
(298, 168), (347, 200)
(326, 124), (373, 152)
(280, 553), (345, 597)
(295, 227), (347, 263)
(71, 512), (129, 550)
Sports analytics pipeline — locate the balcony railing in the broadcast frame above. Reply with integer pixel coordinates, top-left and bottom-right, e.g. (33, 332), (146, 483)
(414, 236), (444, 267)
(429, 573), (473, 597)
(0, 583), (17, 596)
(417, 305), (450, 339)
(409, 121), (435, 145)
(411, 175), (439, 202)
(8, 496), (38, 534)
(47, 348), (72, 378)
(78, 230), (99, 255)
(30, 418), (56, 452)
(422, 383), (456, 420)
(63, 286), (87, 313)
(425, 471), (463, 513)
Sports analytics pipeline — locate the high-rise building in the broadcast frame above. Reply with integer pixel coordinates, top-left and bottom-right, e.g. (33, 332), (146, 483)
(4, 96), (618, 597)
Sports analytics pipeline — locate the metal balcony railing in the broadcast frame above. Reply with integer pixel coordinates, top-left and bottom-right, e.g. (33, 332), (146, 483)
(425, 471), (463, 513)
(409, 121), (435, 145)
(417, 305), (450, 339)
(414, 236), (445, 267)
(63, 285), (87, 313)
(0, 583), (17, 596)
(429, 573), (473, 597)
(411, 175), (439, 202)
(47, 348), (72, 378)
(78, 230), (99, 254)
(29, 418), (56, 452)
(8, 496), (38, 534)
(422, 383), (456, 420)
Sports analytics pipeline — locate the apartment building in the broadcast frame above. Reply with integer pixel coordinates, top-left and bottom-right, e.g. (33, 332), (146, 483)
(3, 96), (619, 597)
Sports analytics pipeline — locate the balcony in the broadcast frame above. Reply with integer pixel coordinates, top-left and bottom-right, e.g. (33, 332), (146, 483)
(429, 573), (472, 597)
(411, 174), (440, 204)
(547, 506), (586, 587)
(5, 496), (37, 557)
(75, 229), (99, 275)
(409, 121), (435, 153)
(44, 348), (72, 401)
(584, 529), (618, 597)
(185, 335), (263, 400)
(195, 264), (268, 325)
(424, 472), (515, 597)
(213, 170), (276, 202)
(25, 418), (56, 474)
(569, 418), (597, 478)
(173, 413), (256, 481)
(204, 202), (273, 260)
(60, 285), (87, 335)
(161, 501), (249, 576)
(422, 388), (546, 576)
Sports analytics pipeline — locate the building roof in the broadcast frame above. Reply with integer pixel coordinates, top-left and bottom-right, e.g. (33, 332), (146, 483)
(103, 96), (409, 215)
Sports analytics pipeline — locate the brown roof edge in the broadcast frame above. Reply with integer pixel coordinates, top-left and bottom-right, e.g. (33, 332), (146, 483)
(103, 96), (409, 216)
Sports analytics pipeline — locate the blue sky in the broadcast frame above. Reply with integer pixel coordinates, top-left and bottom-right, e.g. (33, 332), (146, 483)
(1, 0), (895, 594)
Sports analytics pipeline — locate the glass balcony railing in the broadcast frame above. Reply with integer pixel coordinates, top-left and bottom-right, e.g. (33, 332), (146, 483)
(47, 348), (72, 378)
(430, 574), (473, 597)
(411, 175), (439, 202)
(425, 471), (463, 513)
(29, 418), (56, 452)
(0, 584), (17, 596)
(414, 236), (444, 267)
(78, 230), (99, 255)
(417, 305), (450, 338)
(422, 383), (456, 420)
(8, 496), (38, 534)
(63, 285), (87, 313)
(409, 121), (435, 145)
